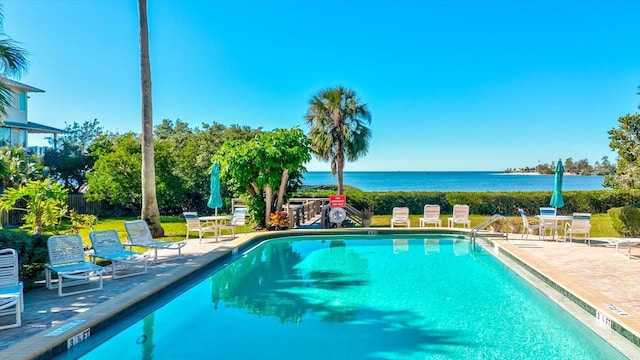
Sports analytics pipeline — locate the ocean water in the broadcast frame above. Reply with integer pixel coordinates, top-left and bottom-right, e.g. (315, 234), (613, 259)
(302, 171), (606, 192)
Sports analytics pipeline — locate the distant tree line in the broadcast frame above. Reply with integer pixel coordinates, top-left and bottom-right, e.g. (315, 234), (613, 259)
(504, 156), (616, 176)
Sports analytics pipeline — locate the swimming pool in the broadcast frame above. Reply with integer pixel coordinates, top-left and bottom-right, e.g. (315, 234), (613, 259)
(73, 234), (626, 359)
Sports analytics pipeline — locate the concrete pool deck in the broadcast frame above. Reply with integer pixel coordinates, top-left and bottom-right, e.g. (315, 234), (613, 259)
(1, 230), (640, 359)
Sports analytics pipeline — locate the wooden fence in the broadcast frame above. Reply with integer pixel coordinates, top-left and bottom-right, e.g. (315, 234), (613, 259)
(1, 194), (101, 226)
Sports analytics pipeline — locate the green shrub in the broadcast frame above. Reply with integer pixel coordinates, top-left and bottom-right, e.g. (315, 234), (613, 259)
(294, 189), (640, 216)
(0, 229), (49, 288)
(608, 205), (640, 237)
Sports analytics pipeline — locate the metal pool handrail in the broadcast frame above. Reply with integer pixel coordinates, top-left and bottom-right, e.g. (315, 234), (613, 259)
(471, 214), (508, 249)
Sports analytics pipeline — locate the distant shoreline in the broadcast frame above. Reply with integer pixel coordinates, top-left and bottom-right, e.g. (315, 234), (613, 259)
(301, 171), (606, 192)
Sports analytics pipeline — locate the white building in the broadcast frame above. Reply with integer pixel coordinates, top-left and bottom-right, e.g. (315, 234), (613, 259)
(0, 77), (64, 148)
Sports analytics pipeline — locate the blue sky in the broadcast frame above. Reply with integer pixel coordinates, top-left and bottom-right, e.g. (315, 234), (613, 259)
(3, 0), (640, 171)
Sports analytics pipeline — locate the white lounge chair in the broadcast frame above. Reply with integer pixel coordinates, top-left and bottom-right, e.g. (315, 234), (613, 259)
(45, 234), (104, 297)
(390, 207), (410, 228)
(89, 230), (149, 279)
(448, 205), (471, 228)
(0, 248), (23, 330)
(603, 238), (640, 259)
(565, 213), (592, 245)
(124, 220), (187, 262)
(419, 205), (442, 227)
(518, 208), (544, 240)
(184, 212), (218, 244)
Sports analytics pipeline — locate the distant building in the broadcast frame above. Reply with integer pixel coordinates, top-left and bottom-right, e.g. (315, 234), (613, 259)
(0, 77), (65, 148)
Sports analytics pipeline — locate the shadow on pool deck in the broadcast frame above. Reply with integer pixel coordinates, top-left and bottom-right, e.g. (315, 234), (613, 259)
(2, 230), (640, 359)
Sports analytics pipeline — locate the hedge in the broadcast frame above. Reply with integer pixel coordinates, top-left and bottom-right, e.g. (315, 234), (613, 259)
(293, 187), (640, 216)
(0, 229), (49, 288)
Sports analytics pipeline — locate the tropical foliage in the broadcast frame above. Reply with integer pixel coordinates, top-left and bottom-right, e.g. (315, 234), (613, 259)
(84, 120), (261, 215)
(606, 113), (640, 189)
(0, 145), (43, 189)
(0, 179), (68, 234)
(214, 127), (311, 227)
(305, 86), (372, 195)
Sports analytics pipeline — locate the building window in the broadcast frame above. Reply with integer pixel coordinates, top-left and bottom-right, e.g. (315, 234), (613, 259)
(11, 128), (26, 147)
(0, 127), (10, 146)
(18, 91), (26, 111)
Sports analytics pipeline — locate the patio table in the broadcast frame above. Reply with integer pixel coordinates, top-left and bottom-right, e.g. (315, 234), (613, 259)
(535, 215), (573, 240)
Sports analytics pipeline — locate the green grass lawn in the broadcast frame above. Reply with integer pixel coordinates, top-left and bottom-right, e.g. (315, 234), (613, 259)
(69, 212), (619, 249)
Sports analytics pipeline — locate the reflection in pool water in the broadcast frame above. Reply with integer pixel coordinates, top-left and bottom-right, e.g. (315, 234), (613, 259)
(77, 235), (627, 360)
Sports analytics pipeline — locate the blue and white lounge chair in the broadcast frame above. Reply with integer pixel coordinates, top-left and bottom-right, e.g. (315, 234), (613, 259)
(0, 248), (23, 329)
(45, 234), (104, 297)
(124, 220), (187, 262)
(89, 230), (149, 279)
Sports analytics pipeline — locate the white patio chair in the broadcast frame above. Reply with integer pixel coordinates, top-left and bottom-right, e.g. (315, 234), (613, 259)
(0, 248), (23, 330)
(390, 207), (410, 228)
(125, 220), (187, 262)
(231, 207), (248, 233)
(217, 208), (249, 239)
(565, 213), (592, 245)
(518, 208), (544, 240)
(45, 234), (104, 297)
(448, 205), (471, 228)
(419, 205), (442, 227)
(539, 207), (561, 239)
(184, 212), (218, 244)
(89, 230), (149, 279)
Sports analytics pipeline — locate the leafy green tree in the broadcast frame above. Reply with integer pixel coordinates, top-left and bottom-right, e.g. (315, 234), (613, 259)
(85, 133), (142, 212)
(44, 119), (104, 193)
(574, 159), (593, 175)
(214, 128), (311, 227)
(606, 113), (640, 189)
(154, 119), (262, 213)
(0, 179), (68, 234)
(594, 156), (616, 176)
(138, 0), (163, 237)
(535, 162), (554, 174)
(85, 121), (263, 215)
(305, 87), (372, 195)
(564, 158), (575, 173)
(0, 5), (29, 123)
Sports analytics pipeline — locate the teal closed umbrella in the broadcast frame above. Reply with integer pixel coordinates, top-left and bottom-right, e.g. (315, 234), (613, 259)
(550, 159), (564, 209)
(207, 162), (223, 215)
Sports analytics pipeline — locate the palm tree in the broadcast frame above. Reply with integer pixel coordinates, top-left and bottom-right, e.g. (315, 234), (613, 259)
(0, 5), (29, 124)
(138, 0), (164, 237)
(305, 86), (372, 195)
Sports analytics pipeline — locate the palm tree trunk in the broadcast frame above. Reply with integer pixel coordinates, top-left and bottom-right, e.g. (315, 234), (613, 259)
(337, 142), (345, 195)
(138, 0), (164, 237)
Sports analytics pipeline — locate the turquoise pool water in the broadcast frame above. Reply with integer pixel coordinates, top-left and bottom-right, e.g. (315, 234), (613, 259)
(76, 235), (626, 359)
